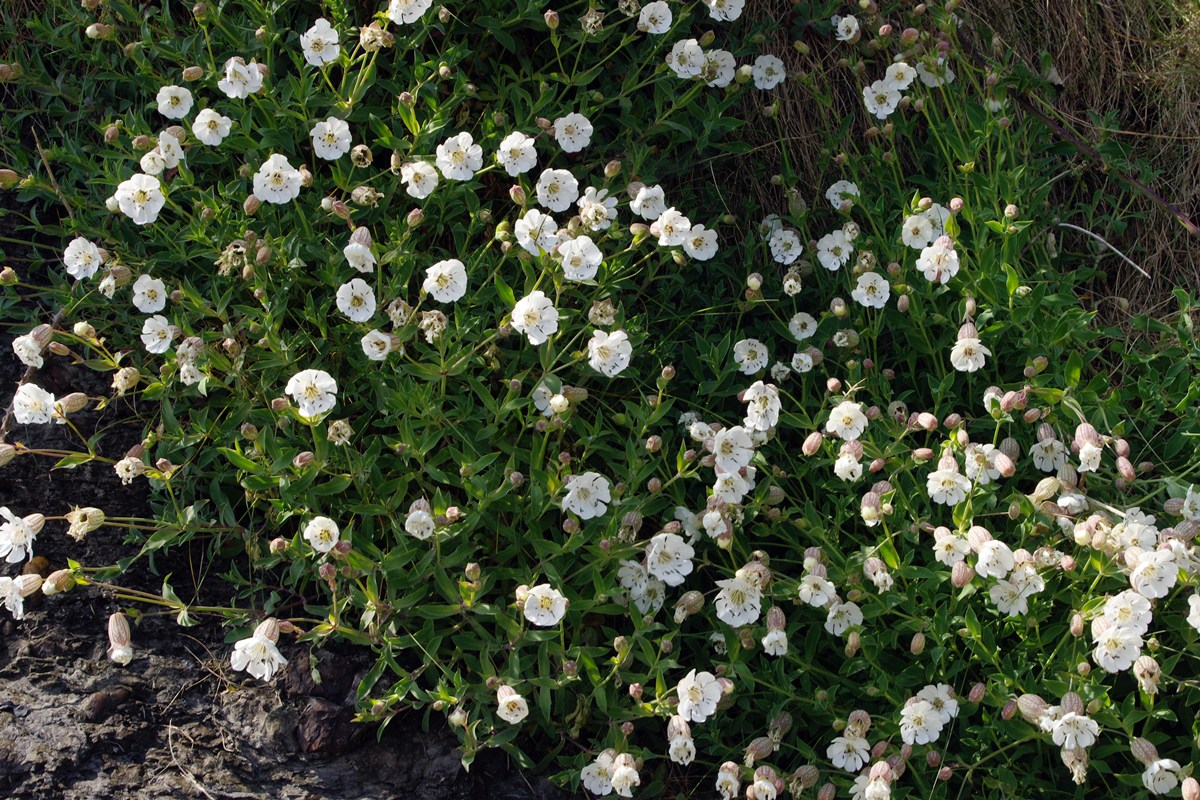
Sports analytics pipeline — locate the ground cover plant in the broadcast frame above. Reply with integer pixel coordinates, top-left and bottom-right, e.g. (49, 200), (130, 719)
(2, 0), (1200, 798)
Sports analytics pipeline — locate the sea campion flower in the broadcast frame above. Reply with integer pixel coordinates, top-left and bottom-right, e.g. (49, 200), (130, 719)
(751, 54), (786, 90)
(436, 132), (483, 181)
(285, 368), (338, 419)
(511, 290), (559, 345)
(645, 532), (695, 586)
(310, 117), (352, 160)
(523, 584), (567, 626)
(107, 612), (133, 665)
(155, 85), (193, 119)
(230, 618), (288, 681)
(13, 383), (58, 425)
(0, 508), (42, 563)
(715, 575), (762, 626)
(581, 750), (616, 796)
(535, 168), (580, 213)
(563, 472), (611, 519)
(733, 338), (769, 374)
(387, 0), (433, 24)
(115, 173), (166, 224)
(826, 401), (868, 441)
(588, 330), (632, 377)
(192, 108), (233, 145)
(676, 669), (722, 723)
(300, 18), (340, 67)
(218, 56), (263, 98)
(423, 259), (468, 303)
(559, 236), (603, 280)
(253, 154), (302, 204)
(132, 274), (167, 313)
(495, 684), (529, 723)
(553, 112), (593, 152)
(303, 516), (341, 553)
(514, 209), (559, 255)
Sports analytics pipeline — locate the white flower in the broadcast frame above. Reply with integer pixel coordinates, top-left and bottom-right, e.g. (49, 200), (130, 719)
(989, 579), (1029, 616)
(676, 670), (721, 723)
(553, 112), (593, 153)
(702, 49), (737, 88)
(1101, 590), (1153, 634)
(230, 619), (288, 681)
(933, 529), (970, 566)
(192, 108), (233, 146)
(179, 364), (202, 385)
(927, 464), (970, 506)
(581, 751), (615, 797)
(654, 207), (691, 247)
(827, 735), (870, 772)
(514, 209), (560, 255)
(798, 573), (835, 607)
(826, 180), (860, 208)
(667, 39), (705, 78)
(303, 516), (341, 553)
(712, 470), (752, 504)
(824, 600), (862, 636)
(630, 576), (667, 615)
(916, 59), (955, 88)
(285, 368), (338, 419)
(563, 472), (610, 519)
(1091, 623), (1142, 672)
(1078, 441), (1102, 472)
(436, 132), (483, 181)
(1187, 594), (1200, 632)
(156, 131), (183, 168)
(335, 278), (376, 322)
(683, 224), (718, 260)
(963, 443), (1002, 485)
(140, 314), (175, 354)
(631, 184), (666, 220)
(638, 1), (672, 33)
(535, 168), (580, 213)
(253, 154), (302, 204)
(668, 734), (696, 765)
(344, 240), (376, 272)
(761, 629), (788, 656)
(834, 454), (863, 481)
(950, 338), (990, 373)
(768, 228), (802, 264)
(917, 684), (959, 723)
(863, 80), (901, 120)
(155, 85), (193, 119)
(1143, 760), (1182, 795)
(788, 312), (818, 340)
(610, 755), (640, 798)
(713, 426), (754, 474)
(114, 456), (145, 485)
(400, 161), (439, 199)
(132, 274), (167, 313)
(826, 401), (868, 441)
(646, 533), (695, 587)
(715, 576), (762, 626)
(817, 229), (854, 271)
(899, 699), (944, 745)
(115, 173), (166, 225)
(387, 0), (433, 24)
(495, 685), (529, 724)
(300, 18), (340, 67)
(916, 236), (960, 283)
(676, 670), (723, 729)
(139, 149), (167, 176)
(523, 583), (567, 626)
(901, 214), (935, 249)
(361, 329), (397, 361)
(63, 236), (103, 280)
(0, 508), (39, 563)
(310, 117), (352, 160)
(12, 333), (44, 368)
(975, 540), (1015, 579)
(559, 235), (603, 281)
(1129, 549), (1177, 599)
(1030, 439), (1069, 472)
(851, 272), (890, 309)
(733, 338), (769, 374)
(1051, 712), (1099, 750)
(834, 14), (860, 41)
(495, 131), (538, 176)
(577, 187), (618, 231)
(705, 0), (745, 22)
(885, 61), (917, 90)
(588, 330), (632, 377)
(423, 259), (468, 303)
(1183, 485), (1200, 521)
(752, 54), (786, 90)
(218, 56), (263, 99)
(511, 290), (559, 345)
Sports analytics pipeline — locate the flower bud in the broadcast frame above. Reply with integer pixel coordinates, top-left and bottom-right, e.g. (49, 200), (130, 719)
(910, 631), (926, 654)
(107, 612), (133, 665)
(844, 631), (860, 657)
(1001, 699), (1017, 720)
(243, 194), (261, 215)
(1181, 777), (1200, 800)
(544, 9), (559, 29)
(1061, 691), (1083, 716)
(819, 784), (836, 800)
(951, 561), (974, 587)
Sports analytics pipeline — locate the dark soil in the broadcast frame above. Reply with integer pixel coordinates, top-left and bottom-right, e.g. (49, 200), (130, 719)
(1, 201), (570, 799)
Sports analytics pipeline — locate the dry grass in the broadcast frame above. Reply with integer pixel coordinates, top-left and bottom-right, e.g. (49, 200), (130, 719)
(736, 0), (1200, 328)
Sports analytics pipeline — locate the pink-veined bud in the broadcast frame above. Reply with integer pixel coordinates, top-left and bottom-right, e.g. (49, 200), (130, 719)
(937, 766), (952, 781)
(818, 783), (836, 800)
(951, 561), (974, 587)
(1181, 777), (1200, 800)
(744, 736), (775, 766)
(1130, 737), (1158, 766)
(969, 682), (985, 703)
(1061, 692), (1083, 716)
(1070, 612), (1083, 637)
(107, 612), (133, 665)
(912, 447), (934, 462)
(1001, 699), (1018, 720)
(1117, 456), (1135, 482)
(802, 431), (824, 456)
(910, 631), (926, 654)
